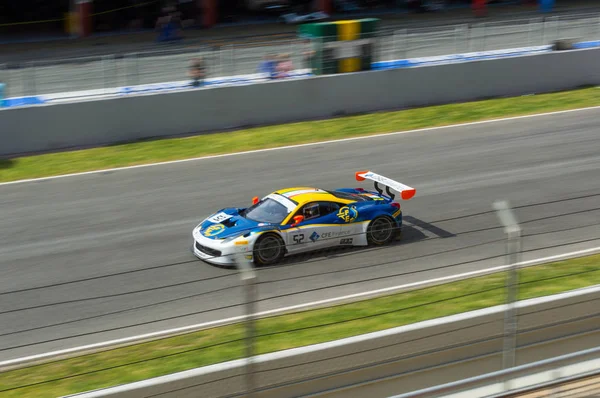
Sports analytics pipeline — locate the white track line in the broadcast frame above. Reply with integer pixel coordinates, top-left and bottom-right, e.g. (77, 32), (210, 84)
(2, 246), (598, 368)
(2, 104), (600, 187)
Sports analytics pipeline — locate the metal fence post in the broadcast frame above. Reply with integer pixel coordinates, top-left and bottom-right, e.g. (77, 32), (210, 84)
(467, 25), (473, 53)
(234, 247), (257, 397)
(125, 53), (138, 87)
(218, 45), (223, 78)
(231, 44), (236, 76)
(399, 29), (408, 60)
(493, 200), (522, 393)
(527, 18), (534, 46)
(29, 61), (37, 96)
(453, 26), (461, 54)
(481, 23), (487, 52)
(102, 55), (109, 93)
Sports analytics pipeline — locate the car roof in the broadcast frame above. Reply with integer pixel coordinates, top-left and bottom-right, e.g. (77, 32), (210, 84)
(274, 187), (354, 207)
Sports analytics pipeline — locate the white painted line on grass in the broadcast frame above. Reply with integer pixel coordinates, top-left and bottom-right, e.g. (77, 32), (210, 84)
(1, 245), (598, 368)
(2, 104), (600, 187)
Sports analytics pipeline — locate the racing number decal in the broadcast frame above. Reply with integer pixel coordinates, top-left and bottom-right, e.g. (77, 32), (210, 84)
(208, 212), (232, 223)
(292, 234), (305, 244)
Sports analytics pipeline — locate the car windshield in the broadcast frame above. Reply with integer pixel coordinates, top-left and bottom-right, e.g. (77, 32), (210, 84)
(241, 198), (292, 224)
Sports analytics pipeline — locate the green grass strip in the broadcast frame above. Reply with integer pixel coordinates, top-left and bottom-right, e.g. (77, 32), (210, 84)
(1, 87), (600, 183)
(1, 254), (599, 398)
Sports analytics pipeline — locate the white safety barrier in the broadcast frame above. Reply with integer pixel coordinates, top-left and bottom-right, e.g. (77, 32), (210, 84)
(62, 285), (600, 397)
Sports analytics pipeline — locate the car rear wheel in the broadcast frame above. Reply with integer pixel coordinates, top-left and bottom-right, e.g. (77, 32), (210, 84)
(253, 233), (285, 266)
(367, 216), (396, 246)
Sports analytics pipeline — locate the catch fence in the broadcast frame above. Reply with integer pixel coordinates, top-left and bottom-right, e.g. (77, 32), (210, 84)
(2, 14), (600, 98)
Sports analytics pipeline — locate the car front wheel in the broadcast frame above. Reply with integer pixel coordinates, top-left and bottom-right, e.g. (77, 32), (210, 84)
(253, 233), (285, 266)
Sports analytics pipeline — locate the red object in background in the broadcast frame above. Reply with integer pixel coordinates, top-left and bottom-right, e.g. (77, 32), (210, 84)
(317, 0), (332, 14)
(77, 0), (93, 37)
(472, 0), (486, 16)
(202, 0), (217, 28)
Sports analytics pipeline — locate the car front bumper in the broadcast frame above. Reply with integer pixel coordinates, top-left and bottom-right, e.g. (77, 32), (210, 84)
(191, 230), (253, 266)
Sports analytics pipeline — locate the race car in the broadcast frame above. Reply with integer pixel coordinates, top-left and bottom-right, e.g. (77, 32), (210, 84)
(191, 170), (416, 267)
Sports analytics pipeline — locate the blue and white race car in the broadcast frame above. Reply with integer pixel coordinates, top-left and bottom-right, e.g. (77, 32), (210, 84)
(191, 171), (416, 267)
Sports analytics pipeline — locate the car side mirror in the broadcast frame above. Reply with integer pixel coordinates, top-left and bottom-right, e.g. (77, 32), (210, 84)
(252, 196), (259, 205)
(291, 215), (304, 227)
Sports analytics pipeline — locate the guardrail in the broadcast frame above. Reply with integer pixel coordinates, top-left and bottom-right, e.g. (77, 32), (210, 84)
(1, 13), (600, 98)
(61, 285), (600, 397)
(389, 345), (600, 397)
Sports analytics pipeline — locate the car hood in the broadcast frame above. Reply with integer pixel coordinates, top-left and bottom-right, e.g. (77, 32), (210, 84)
(197, 208), (275, 240)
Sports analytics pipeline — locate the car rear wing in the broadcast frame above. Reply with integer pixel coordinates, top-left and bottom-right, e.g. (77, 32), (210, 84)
(355, 170), (416, 200)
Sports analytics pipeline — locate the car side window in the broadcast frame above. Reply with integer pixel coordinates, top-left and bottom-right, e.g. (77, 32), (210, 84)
(319, 202), (341, 215)
(303, 203), (320, 220)
(289, 202), (345, 224)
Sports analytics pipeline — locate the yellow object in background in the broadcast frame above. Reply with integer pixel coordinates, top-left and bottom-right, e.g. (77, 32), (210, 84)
(335, 20), (361, 73)
(64, 12), (79, 35)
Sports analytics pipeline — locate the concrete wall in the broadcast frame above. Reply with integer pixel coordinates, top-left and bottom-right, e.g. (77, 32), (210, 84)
(2, 47), (600, 156)
(63, 286), (600, 398)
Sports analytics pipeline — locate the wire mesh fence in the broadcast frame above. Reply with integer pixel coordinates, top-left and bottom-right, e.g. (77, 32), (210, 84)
(1, 245), (598, 396)
(2, 14), (600, 99)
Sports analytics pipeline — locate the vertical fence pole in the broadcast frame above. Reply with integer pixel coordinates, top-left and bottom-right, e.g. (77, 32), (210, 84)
(527, 18), (534, 46)
(231, 44), (236, 77)
(493, 200), (522, 393)
(102, 55), (108, 93)
(400, 29), (408, 60)
(453, 26), (460, 54)
(218, 45), (223, 78)
(467, 25), (473, 53)
(481, 23), (487, 52)
(234, 247), (257, 398)
(30, 61), (37, 96)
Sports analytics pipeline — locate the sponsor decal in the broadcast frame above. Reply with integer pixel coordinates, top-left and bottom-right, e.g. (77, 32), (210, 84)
(321, 230), (352, 239)
(309, 231), (320, 242)
(340, 238), (353, 245)
(203, 223), (225, 237)
(337, 205), (359, 223)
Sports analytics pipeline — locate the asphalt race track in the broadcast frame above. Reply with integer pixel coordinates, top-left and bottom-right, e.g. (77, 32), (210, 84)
(1, 109), (600, 362)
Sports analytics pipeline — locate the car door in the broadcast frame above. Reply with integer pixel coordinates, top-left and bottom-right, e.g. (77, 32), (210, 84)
(283, 201), (344, 254)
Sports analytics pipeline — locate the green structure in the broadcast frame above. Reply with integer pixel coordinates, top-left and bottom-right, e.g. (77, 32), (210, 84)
(298, 18), (379, 75)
